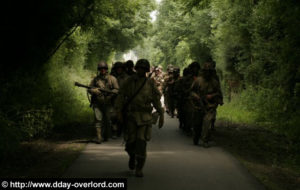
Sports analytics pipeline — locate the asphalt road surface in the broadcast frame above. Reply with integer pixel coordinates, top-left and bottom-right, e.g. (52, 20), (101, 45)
(64, 114), (265, 190)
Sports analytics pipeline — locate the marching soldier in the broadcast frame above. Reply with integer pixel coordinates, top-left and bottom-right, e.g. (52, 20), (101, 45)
(151, 66), (164, 93)
(88, 61), (119, 143)
(115, 59), (164, 177)
(190, 61), (223, 147)
(183, 62), (201, 135)
(113, 61), (129, 136)
(125, 60), (136, 76)
(162, 67), (174, 115)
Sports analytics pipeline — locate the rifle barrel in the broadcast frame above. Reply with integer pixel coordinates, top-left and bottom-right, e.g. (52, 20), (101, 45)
(74, 82), (91, 89)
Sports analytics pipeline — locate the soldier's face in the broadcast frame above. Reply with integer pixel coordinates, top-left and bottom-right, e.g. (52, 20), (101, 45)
(98, 68), (107, 75)
(136, 67), (147, 77)
(116, 68), (123, 74)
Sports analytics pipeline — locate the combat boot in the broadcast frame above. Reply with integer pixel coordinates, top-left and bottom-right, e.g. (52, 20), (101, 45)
(128, 154), (135, 170)
(96, 128), (102, 144)
(135, 157), (145, 177)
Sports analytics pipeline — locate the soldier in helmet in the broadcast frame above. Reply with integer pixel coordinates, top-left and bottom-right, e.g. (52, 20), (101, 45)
(125, 60), (136, 76)
(88, 61), (119, 143)
(162, 67), (174, 115)
(167, 66), (181, 118)
(115, 59), (164, 177)
(112, 61), (129, 136)
(190, 60), (223, 147)
(113, 62), (129, 88)
(182, 62), (201, 135)
(151, 65), (164, 93)
(173, 67), (191, 130)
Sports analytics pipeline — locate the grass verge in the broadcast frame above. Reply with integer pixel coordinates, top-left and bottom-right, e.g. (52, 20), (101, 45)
(0, 124), (95, 177)
(213, 121), (300, 190)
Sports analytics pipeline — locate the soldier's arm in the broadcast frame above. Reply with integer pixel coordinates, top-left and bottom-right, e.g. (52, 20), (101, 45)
(111, 76), (119, 94)
(151, 80), (164, 114)
(88, 78), (100, 95)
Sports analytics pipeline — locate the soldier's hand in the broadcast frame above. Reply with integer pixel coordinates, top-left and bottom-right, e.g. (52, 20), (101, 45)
(206, 94), (213, 100)
(88, 88), (100, 95)
(158, 114), (164, 129)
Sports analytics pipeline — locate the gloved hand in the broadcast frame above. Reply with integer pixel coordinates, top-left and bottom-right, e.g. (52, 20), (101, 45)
(88, 88), (101, 95)
(158, 113), (164, 129)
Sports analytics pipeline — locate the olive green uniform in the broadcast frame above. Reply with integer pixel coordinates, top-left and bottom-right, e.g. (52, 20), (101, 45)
(115, 74), (163, 170)
(173, 75), (192, 130)
(114, 72), (129, 136)
(89, 74), (119, 141)
(190, 75), (222, 144)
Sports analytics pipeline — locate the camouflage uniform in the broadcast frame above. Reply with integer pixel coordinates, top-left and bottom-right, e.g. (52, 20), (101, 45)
(115, 59), (164, 177)
(168, 67), (180, 117)
(162, 69), (174, 116)
(89, 62), (119, 143)
(151, 67), (164, 93)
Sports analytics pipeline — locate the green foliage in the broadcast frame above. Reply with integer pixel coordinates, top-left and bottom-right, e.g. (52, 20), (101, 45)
(0, 0), (155, 148)
(47, 28), (95, 126)
(83, 0), (155, 69)
(19, 108), (54, 139)
(151, 0), (300, 139)
(0, 113), (21, 159)
(1, 0), (299, 146)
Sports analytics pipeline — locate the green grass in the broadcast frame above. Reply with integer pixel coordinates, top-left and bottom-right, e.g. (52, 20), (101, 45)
(217, 99), (258, 125)
(214, 97), (300, 190)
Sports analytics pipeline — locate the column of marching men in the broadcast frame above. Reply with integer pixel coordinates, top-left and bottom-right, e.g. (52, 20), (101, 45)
(86, 58), (223, 177)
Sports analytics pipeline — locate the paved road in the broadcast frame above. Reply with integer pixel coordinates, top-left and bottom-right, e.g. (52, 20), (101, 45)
(64, 114), (265, 190)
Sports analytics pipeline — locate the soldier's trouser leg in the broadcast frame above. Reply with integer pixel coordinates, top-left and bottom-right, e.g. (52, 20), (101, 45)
(193, 110), (204, 145)
(102, 106), (113, 140)
(169, 99), (175, 117)
(211, 110), (217, 131)
(184, 101), (194, 134)
(125, 119), (148, 176)
(135, 126), (148, 177)
(93, 107), (103, 143)
(125, 119), (138, 170)
(201, 109), (216, 143)
(177, 105), (184, 129)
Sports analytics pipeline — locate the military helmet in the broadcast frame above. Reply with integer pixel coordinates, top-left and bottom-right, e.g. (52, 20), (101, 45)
(135, 59), (150, 72)
(168, 67), (174, 73)
(173, 66), (180, 73)
(154, 66), (161, 71)
(189, 61), (200, 70)
(202, 62), (214, 70)
(125, 60), (134, 68)
(183, 67), (191, 76)
(167, 64), (174, 71)
(113, 61), (124, 69)
(97, 61), (108, 70)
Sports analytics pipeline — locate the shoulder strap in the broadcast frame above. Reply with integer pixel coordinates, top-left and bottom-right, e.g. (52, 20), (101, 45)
(122, 77), (148, 112)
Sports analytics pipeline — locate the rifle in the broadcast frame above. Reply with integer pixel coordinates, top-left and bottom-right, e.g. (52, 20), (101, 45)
(74, 82), (118, 95)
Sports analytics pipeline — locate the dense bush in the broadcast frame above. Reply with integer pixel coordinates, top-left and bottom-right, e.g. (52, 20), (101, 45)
(148, 0), (300, 139)
(0, 0), (155, 153)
